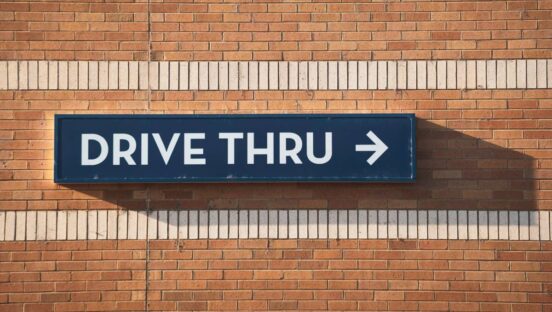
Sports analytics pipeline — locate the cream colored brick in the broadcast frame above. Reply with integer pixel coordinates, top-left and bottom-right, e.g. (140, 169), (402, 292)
(408, 210), (417, 239)
(519, 211), (529, 240)
(218, 210), (227, 239)
(67, 211), (77, 240)
(537, 60), (547, 89)
(248, 210), (258, 239)
(179, 62), (191, 90)
(97, 210), (107, 239)
(280, 210), (289, 239)
(327, 210), (337, 239)
(238, 210), (248, 239)
(476, 60), (486, 89)
(199, 61), (209, 90)
(466, 60), (476, 89)
(8, 61), (18, 90)
(5, 212), (15, 241)
(228, 210), (238, 239)
(36, 211), (47, 241)
(377, 61), (387, 90)
(99, 61), (109, 90)
(268, 61), (278, 90)
(158, 210), (168, 239)
(526, 59), (536, 89)
(309, 61), (318, 90)
(15, 211), (25, 241)
(358, 210), (367, 239)
(57, 210), (67, 240)
(26, 211), (36, 241)
(46, 211), (56, 240)
(427, 61), (437, 89)
(107, 210), (117, 239)
(447, 60), (456, 89)
(457, 60), (466, 90)
(198, 210), (209, 239)
(488, 211), (498, 240)
(388, 210), (397, 239)
(159, 61), (169, 90)
(78, 61), (87, 90)
(418, 210), (428, 239)
(138, 61), (148, 90)
(299, 210), (308, 239)
(168, 210), (178, 239)
(417, 61), (426, 90)
(288, 210), (298, 239)
(18, 61), (28, 90)
(169, 61), (178, 90)
(437, 61), (446, 89)
(529, 211), (539, 241)
(508, 211), (519, 240)
(209, 210), (218, 239)
(148, 61), (158, 90)
(118, 210), (128, 240)
(487, 60), (496, 89)
(349, 210), (358, 239)
(228, 61), (238, 90)
(0, 61), (7, 90)
(478, 211), (488, 240)
(208, 61), (218, 90)
(248, 61), (258, 90)
(368, 61), (377, 90)
(129, 61), (139, 90)
(328, 61), (338, 90)
(39, 61), (49, 90)
(119, 61), (129, 90)
(59, 61), (69, 90)
(378, 210), (387, 239)
(358, 61), (367, 90)
(499, 211), (509, 240)
(507, 60), (516, 88)
(497, 60), (507, 89)
(540, 211), (550, 241)
(28, 61), (38, 89)
(88, 210), (97, 240)
(516, 59), (526, 89)
(128, 210), (139, 239)
(77, 210), (87, 240)
(299, 61), (309, 90)
(407, 61), (416, 90)
(348, 61), (357, 90)
(397, 61), (407, 90)
(308, 210), (317, 238)
(88, 61), (98, 90)
(278, 61), (288, 90)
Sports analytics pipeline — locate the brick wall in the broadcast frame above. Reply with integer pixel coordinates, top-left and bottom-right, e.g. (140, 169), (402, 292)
(1, 240), (551, 311)
(0, 0), (551, 310)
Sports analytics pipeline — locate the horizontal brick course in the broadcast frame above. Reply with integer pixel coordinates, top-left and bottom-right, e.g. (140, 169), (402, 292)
(1, 59), (551, 91)
(1, 209), (551, 241)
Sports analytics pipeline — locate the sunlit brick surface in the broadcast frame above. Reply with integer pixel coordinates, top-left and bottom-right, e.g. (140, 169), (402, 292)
(1, 0), (552, 310)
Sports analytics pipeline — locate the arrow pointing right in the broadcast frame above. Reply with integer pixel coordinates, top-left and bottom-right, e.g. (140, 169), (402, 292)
(355, 131), (389, 165)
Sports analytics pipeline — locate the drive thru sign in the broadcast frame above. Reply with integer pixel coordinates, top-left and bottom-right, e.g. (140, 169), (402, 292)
(54, 114), (416, 183)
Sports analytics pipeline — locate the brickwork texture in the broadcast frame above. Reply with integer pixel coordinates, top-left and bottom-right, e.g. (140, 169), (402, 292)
(0, 0), (551, 311)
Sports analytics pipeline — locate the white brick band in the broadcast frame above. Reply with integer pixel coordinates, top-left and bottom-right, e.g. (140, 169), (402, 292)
(1, 60), (551, 91)
(0, 210), (550, 241)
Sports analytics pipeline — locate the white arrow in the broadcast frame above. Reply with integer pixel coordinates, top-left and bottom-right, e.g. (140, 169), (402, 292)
(355, 131), (388, 165)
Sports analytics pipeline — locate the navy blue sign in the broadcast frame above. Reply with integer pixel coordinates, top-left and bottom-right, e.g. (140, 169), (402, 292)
(54, 114), (415, 183)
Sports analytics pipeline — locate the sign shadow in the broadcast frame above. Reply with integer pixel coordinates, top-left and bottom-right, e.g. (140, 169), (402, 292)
(60, 119), (537, 215)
